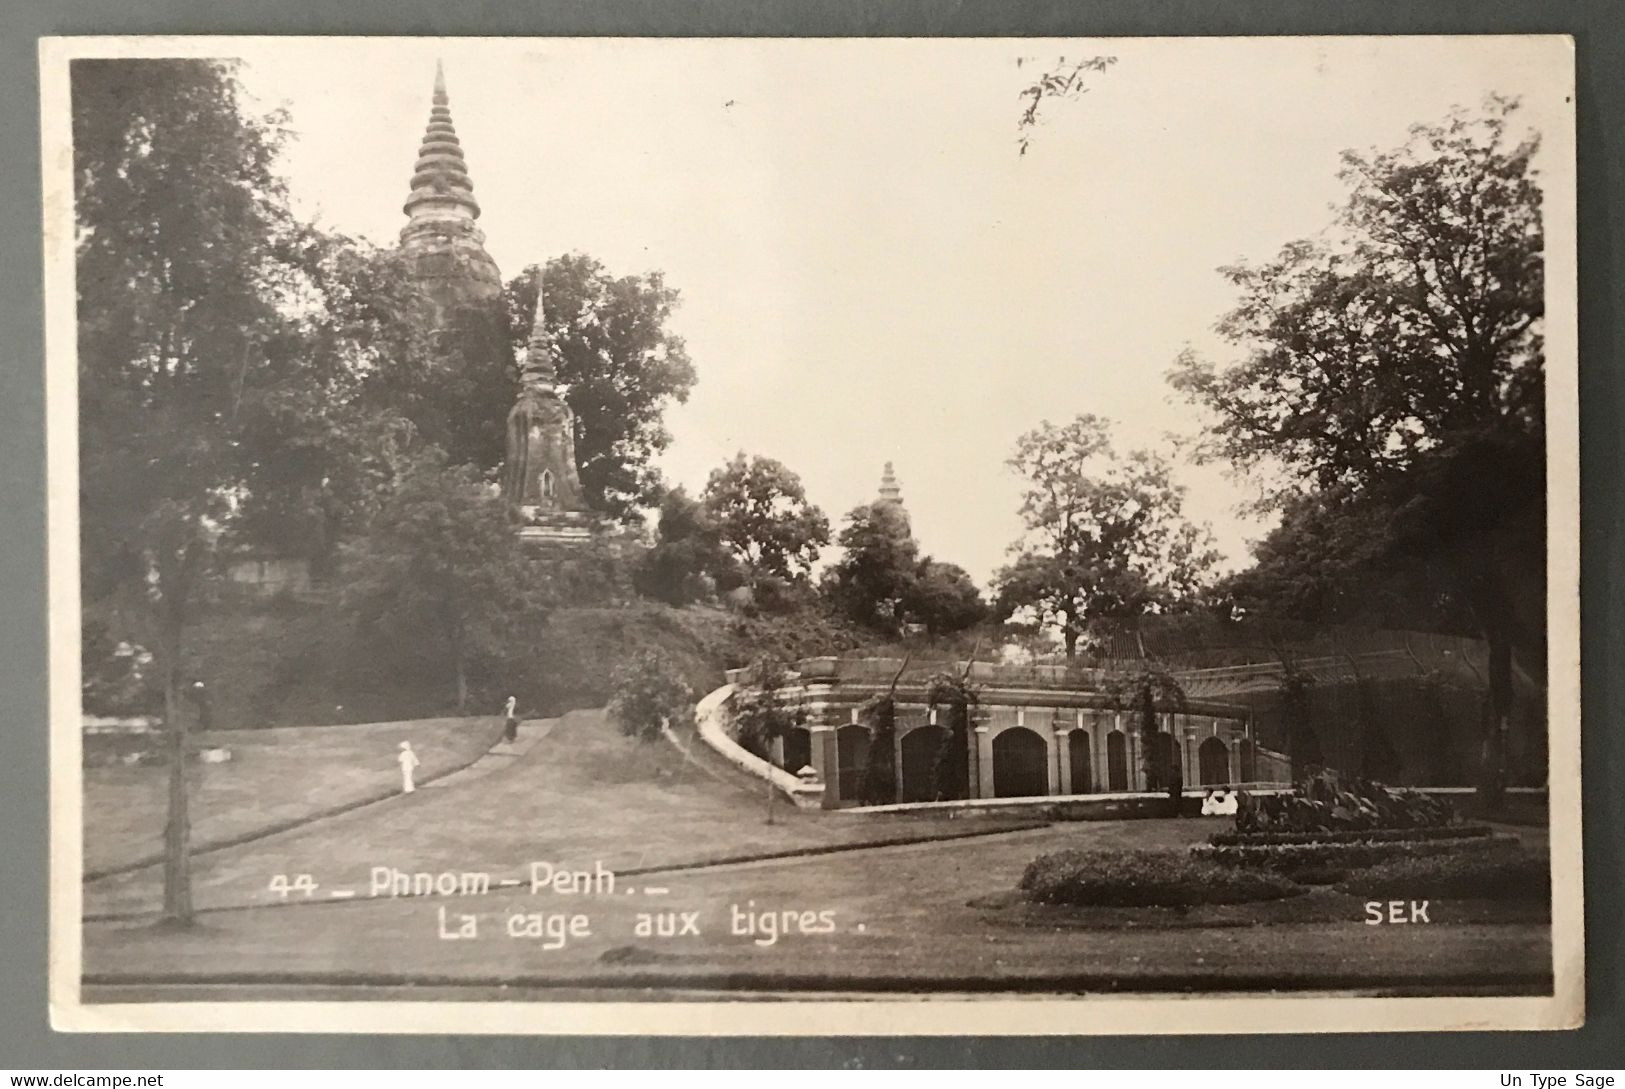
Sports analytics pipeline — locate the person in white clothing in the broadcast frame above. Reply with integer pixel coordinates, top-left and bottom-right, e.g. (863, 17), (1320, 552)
(398, 740), (421, 794)
(503, 695), (519, 744)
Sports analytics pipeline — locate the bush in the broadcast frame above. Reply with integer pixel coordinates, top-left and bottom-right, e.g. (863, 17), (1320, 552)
(607, 649), (695, 741)
(1191, 833), (1517, 875)
(1019, 849), (1304, 907)
(1337, 845), (1550, 901)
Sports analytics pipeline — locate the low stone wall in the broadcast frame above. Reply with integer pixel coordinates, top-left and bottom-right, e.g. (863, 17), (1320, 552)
(693, 685), (825, 809)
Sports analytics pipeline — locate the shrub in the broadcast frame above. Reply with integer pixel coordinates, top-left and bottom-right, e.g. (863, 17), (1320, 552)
(607, 649), (695, 741)
(1337, 845), (1550, 902)
(728, 655), (805, 759)
(1191, 832), (1517, 875)
(1019, 849), (1304, 907)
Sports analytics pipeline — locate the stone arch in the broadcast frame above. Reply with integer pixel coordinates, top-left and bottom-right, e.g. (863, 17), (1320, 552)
(899, 725), (948, 803)
(541, 469), (556, 499)
(1106, 730), (1129, 791)
(991, 726), (1049, 799)
(835, 724), (870, 804)
(1198, 736), (1230, 786)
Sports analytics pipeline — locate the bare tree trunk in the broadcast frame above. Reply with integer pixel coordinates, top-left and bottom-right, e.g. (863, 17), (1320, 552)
(452, 624), (469, 713)
(160, 625), (192, 925)
(1481, 624), (1512, 812)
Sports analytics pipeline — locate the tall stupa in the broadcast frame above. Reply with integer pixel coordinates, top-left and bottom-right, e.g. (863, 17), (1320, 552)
(503, 271), (603, 544)
(399, 62), (503, 325)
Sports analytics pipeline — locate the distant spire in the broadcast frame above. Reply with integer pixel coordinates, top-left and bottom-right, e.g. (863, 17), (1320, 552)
(878, 461), (903, 505)
(521, 269), (557, 388)
(402, 61), (481, 222)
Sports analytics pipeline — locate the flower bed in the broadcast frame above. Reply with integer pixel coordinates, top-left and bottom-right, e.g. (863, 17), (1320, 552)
(1234, 772), (1455, 835)
(1019, 848), (1305, 908)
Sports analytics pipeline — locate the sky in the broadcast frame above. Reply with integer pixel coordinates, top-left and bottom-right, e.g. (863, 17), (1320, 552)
(227, 37), (1568, 585)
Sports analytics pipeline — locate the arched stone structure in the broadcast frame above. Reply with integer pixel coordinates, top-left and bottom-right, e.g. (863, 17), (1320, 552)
(992, 727), (1049, 798)
(835, 724), (870, 803)
(1198, 735), (1230, 786)
(1106, 730), (1129, 791)
(899, 725), (947, 802)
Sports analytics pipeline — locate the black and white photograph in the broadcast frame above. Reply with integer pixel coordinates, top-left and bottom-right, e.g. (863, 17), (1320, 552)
(41, 35), (1581, 1034)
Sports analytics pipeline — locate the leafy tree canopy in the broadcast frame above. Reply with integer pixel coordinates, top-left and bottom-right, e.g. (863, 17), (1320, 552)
(702, 452), (830, 584)
(994, 415), (1218, 657)
(504, 255), (697, 521)
(343, 453), (547, 711)
(1169, 98), (1543, 504)
(823, 502), (920, 632)
(633, 486), (745, 605)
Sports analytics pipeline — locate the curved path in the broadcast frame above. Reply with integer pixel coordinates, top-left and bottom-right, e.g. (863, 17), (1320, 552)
(82, 708), (1041, 920)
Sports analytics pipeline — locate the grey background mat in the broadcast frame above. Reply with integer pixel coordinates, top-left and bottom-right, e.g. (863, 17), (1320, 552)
(2, 0), (1620, 1069)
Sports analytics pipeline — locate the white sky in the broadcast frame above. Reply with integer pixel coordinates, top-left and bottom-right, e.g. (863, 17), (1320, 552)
(229, 37), (1567, 585)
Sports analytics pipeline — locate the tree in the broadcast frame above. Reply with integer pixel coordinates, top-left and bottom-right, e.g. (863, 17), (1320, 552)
(608, 650), (696, 741)
(1103, 660), (1187, 815)
(1217, 487), (1471, 634)
(702, 453), (830, 585)
(229, 229), (428, 576)
(633, 487), (744, 605)
(903, 560), (988, 638)
(1014, 54), (1118, 157)
(925, 669), (978, 801)
(74, 57), (292, 924)
(504, 255), (697, 520)
(993, 416), (1218, 657)
(1169, 100), (1545, 804)
(344, 454), (547, 711)
(730, 656), (805, 760)
(822, 501), (919, 633)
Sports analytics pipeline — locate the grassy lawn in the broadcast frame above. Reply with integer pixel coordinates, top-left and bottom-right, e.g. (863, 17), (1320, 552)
(84, 717), (503, 876)
(82, 822), (1552, 993)
(84, 708), (1041, 916)
(81, 705), (1552, 994)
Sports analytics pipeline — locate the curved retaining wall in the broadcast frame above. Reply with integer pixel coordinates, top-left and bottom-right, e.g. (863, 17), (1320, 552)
(694, 685), (825, 809)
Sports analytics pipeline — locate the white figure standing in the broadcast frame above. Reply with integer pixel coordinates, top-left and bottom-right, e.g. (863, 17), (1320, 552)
(397, 740), (420, 794)
(503, 695), (519, 744)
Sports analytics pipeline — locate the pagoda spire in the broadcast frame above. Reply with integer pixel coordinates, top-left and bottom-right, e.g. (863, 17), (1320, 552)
(878, 461), (903, 505)
(521, 270), (558, 388)
(402, 60), (481, 224)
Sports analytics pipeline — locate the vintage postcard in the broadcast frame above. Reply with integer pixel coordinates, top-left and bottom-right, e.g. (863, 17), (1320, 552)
(42, 35), (1581, 1034)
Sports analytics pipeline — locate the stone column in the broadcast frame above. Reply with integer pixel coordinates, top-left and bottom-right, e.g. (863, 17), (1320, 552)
(809, 725), (839, 809)
(1126, 720), (1141, 792)
(1056, 727), (1073, 795)
(974, 725), (995, 800)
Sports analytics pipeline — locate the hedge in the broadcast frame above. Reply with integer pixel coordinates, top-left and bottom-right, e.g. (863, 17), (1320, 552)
(1336, 847), (1550, 901)
(1207, 824), (1495, 848)
(1190, 833), (1518, 874)
(1019, 849), (1304, 908)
